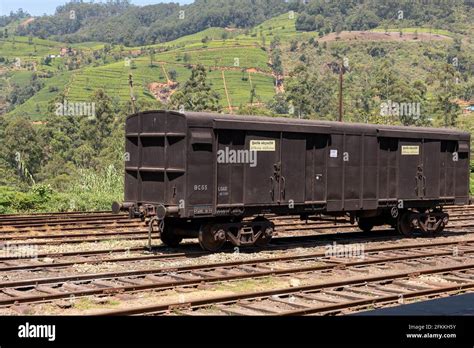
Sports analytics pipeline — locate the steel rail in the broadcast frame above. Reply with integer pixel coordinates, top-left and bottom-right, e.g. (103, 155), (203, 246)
(96, 261), (474, 316)
(0, 236), (471, 272)
(1, 240), (473, 306)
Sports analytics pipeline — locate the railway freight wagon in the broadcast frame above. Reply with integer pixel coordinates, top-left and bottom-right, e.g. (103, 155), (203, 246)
(114, 111), (471, 251)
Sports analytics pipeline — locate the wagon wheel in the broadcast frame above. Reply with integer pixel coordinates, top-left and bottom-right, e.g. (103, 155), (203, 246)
(397, 212), (415, 237)
(357, 218), (374, 233)
(433, 219), (446, 234)
(160, 224), (183, 247)
(198, 224), (226, 252)
(427, 214), (446, 236)
(254, 226), (273, 247)
(253, 217), (273, 247)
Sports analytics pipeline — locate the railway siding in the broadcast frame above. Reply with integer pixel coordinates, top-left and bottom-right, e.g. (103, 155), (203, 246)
(1, 207), (474, 315)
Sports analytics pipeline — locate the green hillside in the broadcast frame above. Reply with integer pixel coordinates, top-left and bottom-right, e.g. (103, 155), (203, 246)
(2, 15), (295, 119)
(0, 2), (473, 213)
(2, 10), (472, 123)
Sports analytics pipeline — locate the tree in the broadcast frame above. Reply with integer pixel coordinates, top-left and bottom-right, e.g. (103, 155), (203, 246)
(285, 66), (314, 118)
(168, 69), (177, 81)
(81, 89), (115, 153)
(241, 69), (248, 81)
(460, 81), (474, 101)
(3, 118), (43, 181)
(249, 85), (257, 104)
(432, 64), (461, 127)
(43, 56), (52, 65)
(272, 48), (283, 75)
(149, 49), (155, 67)
(290, 38), (296, 52)
(374, 59), (400, 100)
(346, 8), (380, 31)
(270, 36), (281, 51)
(296, 13), (317, 31)
(169, 64), (221, 112)
(267, 93), (289, 114)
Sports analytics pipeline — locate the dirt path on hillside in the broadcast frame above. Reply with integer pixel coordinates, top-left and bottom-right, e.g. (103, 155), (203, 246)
(20, 18), (35, 26)
(148, 80), (178, 103)
(221, 70), (233, 113)
(160, 64), (171, 83)
(319, 30), (451, 42)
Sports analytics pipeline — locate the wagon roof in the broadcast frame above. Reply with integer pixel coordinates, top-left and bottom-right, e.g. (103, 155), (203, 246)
(187, 111), (470, 139)
(129, 110), (470, 140)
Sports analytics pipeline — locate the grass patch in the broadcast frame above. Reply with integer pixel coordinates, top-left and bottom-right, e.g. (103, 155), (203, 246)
(371, 27), (454, 37)
(73, 298), (95, 310)
(214, 277), (284, 292)
(0, 35), (62, 59)
(0, 165), (123, 214)
(243, 13), (300, 43)
(470, 173), (474, 194)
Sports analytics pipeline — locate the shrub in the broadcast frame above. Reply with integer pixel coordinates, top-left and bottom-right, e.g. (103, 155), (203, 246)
(0, 166), (123, 213)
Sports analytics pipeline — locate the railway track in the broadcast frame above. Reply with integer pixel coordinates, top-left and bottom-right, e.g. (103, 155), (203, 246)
(1, 236), (473, 311)
(0, 213), (127, 228)
(0, 211), (112, 219)
(101, 262), (474, 316)
(1, 218), (473, 248)
(1, 204), (472, 228)
(1, 221), (468, 249)
(2, 208), (474, 246)
(1, 206), (474, 315)
(0, 218), (137, 231)
(0, 228), (457, 272)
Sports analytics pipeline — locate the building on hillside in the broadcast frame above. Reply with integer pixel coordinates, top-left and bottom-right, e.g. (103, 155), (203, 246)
(59, 47), (77, 57)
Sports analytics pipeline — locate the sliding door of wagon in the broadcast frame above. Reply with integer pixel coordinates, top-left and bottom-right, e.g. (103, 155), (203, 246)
(440, 140), (458, 199)
(216, 130), (245, 206)
(244, 131), (280, 205)
(422, 139), (441, 199)
(305, 134), (328, 203)
(398, 139), (423, 200)
(280, 133), (306, 205)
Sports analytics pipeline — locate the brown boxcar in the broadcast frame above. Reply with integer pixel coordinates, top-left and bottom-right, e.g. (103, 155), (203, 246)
(115, 111), (471, 251)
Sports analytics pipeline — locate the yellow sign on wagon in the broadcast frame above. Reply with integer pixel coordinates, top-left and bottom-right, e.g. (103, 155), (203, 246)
(250, 140), (276, 151)
(401, 145), (420, 155)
